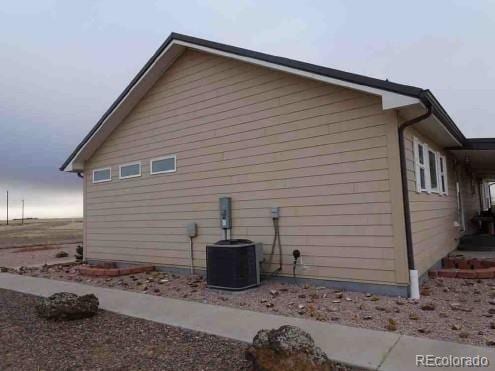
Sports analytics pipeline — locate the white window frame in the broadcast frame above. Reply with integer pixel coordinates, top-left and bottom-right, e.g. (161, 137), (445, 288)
(427, 149), (440, 194)
(92, 167), (112, 184)
(150, 155), (176, 175)
(119, 161), (141, 179)
(438, 155), (448, 195)
(413, 137), (429, 193)
(413, 137), (448, 195)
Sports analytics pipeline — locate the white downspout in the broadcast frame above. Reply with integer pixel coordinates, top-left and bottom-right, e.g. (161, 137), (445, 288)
(409, 270), (420, 299)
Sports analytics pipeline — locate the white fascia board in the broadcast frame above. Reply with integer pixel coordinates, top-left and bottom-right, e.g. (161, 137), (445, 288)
(382, 93), (420, 110)
(174, 40), (421, 110)
(64, 39), (420, 172)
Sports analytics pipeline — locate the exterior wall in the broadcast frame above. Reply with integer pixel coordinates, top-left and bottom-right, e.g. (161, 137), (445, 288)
(404, 128), (461, 275)
(84, 49), (408, 286)
(460, 168), (480, 234)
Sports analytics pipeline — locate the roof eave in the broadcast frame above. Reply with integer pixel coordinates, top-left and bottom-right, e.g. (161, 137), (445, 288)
(60, 33), (469, 172)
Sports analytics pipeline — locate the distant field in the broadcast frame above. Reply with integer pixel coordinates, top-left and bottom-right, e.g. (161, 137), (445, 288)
(0, 218), (83, 249)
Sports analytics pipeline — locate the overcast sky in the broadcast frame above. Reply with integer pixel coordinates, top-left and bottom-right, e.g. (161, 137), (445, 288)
(1, 0), (494, 219)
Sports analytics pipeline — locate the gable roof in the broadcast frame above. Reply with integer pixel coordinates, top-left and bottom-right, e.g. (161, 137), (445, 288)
(61, 32), (469, 171)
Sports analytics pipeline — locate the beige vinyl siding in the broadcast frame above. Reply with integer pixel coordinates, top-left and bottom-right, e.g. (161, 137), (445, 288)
(404, 128), (461, 275)
(84, 49), (403, 285)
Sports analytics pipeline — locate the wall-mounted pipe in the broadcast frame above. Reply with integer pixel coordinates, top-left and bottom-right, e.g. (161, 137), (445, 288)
(189, 237), (194, 274)
(398, 104), (432, 299)
(186, 222), (198, 275)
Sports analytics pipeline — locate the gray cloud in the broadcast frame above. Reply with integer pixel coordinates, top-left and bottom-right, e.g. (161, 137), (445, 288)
(1, 0), (494, 217)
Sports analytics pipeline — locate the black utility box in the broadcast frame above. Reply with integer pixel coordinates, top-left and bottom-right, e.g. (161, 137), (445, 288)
(206, 239), (262, 290)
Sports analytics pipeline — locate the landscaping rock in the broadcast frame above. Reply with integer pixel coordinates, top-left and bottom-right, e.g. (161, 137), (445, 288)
(420, 303), (436, 311)
(55, 251), (69, 258)
(36, 292), (99, 320)
(75, 245), (83, 261)
(245, 325), (333, 371)
(386, 318), (397, 332)
(420, 287), (431, 296)
(451, 324), (462, 331)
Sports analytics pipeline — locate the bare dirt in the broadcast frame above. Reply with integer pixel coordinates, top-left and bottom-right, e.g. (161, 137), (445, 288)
(0, 219), (82, 267)
(0, 288), (252, 371)
(15, 263), (495, 348)
(0, 218), (83, 249)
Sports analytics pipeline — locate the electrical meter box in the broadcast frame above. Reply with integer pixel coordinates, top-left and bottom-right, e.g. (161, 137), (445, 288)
(186, 222), (197, 238)
(219, 197), (232, 229)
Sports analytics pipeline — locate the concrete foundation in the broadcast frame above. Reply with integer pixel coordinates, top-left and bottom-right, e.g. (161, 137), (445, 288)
(87, 259), (409, 297)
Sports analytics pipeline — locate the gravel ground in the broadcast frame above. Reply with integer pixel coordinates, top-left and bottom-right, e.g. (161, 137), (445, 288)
(15, 264), (495, 347)
(0, 243), (77, 268)
(0, 288), (251, 371)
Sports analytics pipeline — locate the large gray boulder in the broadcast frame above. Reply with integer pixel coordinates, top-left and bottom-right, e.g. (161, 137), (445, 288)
(246, 325), (341, 371)
(36, 292), (99, 320)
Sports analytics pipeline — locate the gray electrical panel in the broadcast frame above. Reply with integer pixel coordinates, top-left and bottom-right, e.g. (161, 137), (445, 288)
(219, 197), (232, 229)
(186, 222), (197, 238)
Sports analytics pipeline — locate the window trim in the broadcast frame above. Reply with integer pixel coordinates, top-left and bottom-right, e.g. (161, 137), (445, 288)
(428, 149), (440, 194)
(413, 137), (448, 196)
(150, 155), (177, 175)
(92, 167), (112, 184)
(119, 161), (142, 179)
(438, 155), (448, 195)
(413, 137), (429, 193)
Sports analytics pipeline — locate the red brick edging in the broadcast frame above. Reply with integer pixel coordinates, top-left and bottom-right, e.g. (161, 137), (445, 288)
(78, 265), (155, 277)
(428, 257), (495, 279)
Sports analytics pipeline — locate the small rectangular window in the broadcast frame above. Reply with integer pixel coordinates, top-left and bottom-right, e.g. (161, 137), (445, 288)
(414, 136), (448, 195)
(150, 155), (176, 175)
(439, 155), (448, 195)
(119, 162), (141, 179)
(428, 150), (438, 192)
(93, 167), (111, 183)
(418, 144), (424, 164)
(413, 138), (428, 192)
(420, 168), (426, 190)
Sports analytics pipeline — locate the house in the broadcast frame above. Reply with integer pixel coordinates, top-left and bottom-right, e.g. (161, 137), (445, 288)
(61, 33), (495, 297)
